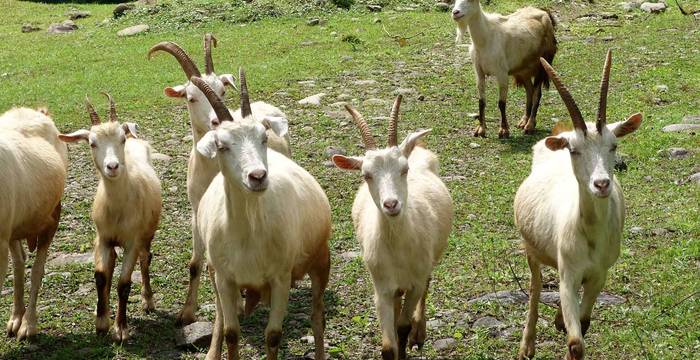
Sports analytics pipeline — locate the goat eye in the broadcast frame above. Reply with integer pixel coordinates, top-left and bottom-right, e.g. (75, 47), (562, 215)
(401, 167), (409, 176)
(363, 173), (372, 181)
(188, 98), (196, 103)
(569, 149), (580, 155)
(90, 142), (97, 149)
(121, 137), (126, 144)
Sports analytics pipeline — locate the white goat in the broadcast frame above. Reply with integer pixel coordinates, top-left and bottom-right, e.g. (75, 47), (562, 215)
(148, 35), (291, 325)
(190, 71), (331, 360)
(514, 51), (642, 360)
(452, 0), (557, 138)
(60, 94), (162, 342)
(0, 107), (67, 340)
(332, 96), (453, 360)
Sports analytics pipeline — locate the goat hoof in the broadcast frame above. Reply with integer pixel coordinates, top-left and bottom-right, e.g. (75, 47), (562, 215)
(565, 338), (584, 360)
(517, 342), (535, 360)
(498, 128), (510, 139)
(96, 317), (110, 336)
(175, 309), (196, 326)
(6, 317), (22, 337)
(473, 126), (486, 138)
(408, 323), (426, 350)
(523, 127), (536, 135)
(142, 299), (155, 314)
(17, 322), (37, 341)
(112, 326), (130, 343)
(516, 116), (528, 129)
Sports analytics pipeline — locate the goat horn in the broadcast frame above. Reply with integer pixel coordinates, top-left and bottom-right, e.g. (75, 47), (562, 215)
(148, 42), (201, 80)
(204, 33), (217, 75)
(190, 77), (233, 123)
(344, 105), (377, 150)
(85, 95), (101, 126)
(539, 58), (587, 135)
(239, 67), (252, 119)
(100, 92), (118, 123)
(596, 50), (612, 134)
(387, 95), (402, 147)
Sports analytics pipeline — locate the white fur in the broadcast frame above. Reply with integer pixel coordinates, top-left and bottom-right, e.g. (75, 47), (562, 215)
(0, 107), (67, 340)
(514, 114), (642, 359)
(60, 120), (162, 341)
(333, 136), (453, 358)
(196, 119), (330, 360)
(452, 0), (557, 136)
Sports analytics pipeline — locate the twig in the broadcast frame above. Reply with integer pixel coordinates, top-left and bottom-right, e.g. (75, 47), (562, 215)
(505, 254), (558, 309)
(632, 325), (652, 360)
(652, 290), (700, 320)
(382, 24), (436, 43)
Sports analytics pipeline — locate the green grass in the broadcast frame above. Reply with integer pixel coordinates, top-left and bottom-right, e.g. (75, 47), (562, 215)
(1, 0), (699, 359)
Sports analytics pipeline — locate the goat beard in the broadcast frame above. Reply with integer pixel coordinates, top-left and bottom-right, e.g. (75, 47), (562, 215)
(455, 22), (469, 44)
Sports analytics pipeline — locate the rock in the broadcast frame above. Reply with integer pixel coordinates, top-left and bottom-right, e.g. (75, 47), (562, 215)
(200, 303), (216, 313)
(442, 175), (467, 182)
(655, 84), (669, 93)
(643, 176), (652, 182)
(47, 20), (78, 34)
(337, 93), (352, 101)
(341, 55), (353, 62)
(393, 88), (415, 96)
(601, 13), (619, 20)
(117, 24), (149, 37)
(182, 134), (193, 142)
(301, 335), (315, 344)
(688, 172), (700, 184)
(340, 251), (361, 260)
(306, 18), (320, 26)
(682, 115), (700, 124)
(614, 154), (628, 171)
(367, 4), (382, 12)
(131, 271), (142, 284)
(629, 226), (643, 234)
(433, 338), (457, 352)
(640, 2), (666, 13)
(541, 291), (625, 306)
(21, 24), (40, 33)
(661, 124), (700, 133)
(363, 98), (386, 106)
(621, 2), (640, 12)
(73, 283), (92, 296)
(47, 252), (93, 267)
(667, 148), (689, 159)
(298, 93), (326, 106)
(329, 101), (347, 108)
(304, 352), (330, 360)
(176, 321), (213, 349)
(427, 319), (444, 329)
(466, 213), (477, 221)
(325, 146), (346, 158)
(151, 153), (171, 162)
(67, 10), (91, 20)
(298, 80), (316, 86)
(651, 228), (669, 236)
(46, 272), (71, 279)
(373, 18), (381, 24)
(113, 3), (135, 19)
(436, 2), (451, 12)
(354, 79), (377, 86)
(469, 142), (480, 149)
(473, 316), (504, 336)
(323, 161), (334, 168)
(468, 290), (528, 305)
(467, 113), (479, 120)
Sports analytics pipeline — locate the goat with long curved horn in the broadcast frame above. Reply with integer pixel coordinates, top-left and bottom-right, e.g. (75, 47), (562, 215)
(85, 96), (101, 126)
(596, 50), (612, 134)
(148, 42), (202, 80)
(238, 68), (252, 119)
(189, 77), (233, 123)
(204, 34), (217, 75)
(101, 92), (118, 123)
(344, 105), (377, 150)
(539, 58), (587, 135)
(387, 95), (402, 147)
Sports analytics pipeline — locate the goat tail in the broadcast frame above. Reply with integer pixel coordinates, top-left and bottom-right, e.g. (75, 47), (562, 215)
(536, 8), (558, 91)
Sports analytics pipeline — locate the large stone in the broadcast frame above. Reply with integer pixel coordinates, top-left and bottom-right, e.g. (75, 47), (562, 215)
(151, 153), (172, 162)
(433, 338), (457, 352)
(325, 146), (346, 158)
(67, 10), (91, 20)
(682, 115), (700, 124)
(298, 93), (326, 106)
(47, 20), (78, 34)
(667, 148), (690, 159)
(467, 290), (528, 305)
(339, 251), (361, 260)
(47, 252), (93, 268)
(354, 79), (377, 86)
(21, 24), (40, 33)
(688, 172), (700, 184)
(662, 123), (700, 133)
(113, 3), (135, 19)
(117, 24), (149, 37)
(176, 321), (213, 349)
(640, 2), (666, 13)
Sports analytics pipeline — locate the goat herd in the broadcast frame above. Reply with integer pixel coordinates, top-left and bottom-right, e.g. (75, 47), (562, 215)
(1, 1), (644, 360)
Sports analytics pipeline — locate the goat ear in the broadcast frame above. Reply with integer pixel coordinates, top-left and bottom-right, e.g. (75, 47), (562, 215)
(196, 131), (219, 159)
(544, 136), (569, 151)
(332, 154), (363, 171)
(219, 74), (238, 90)
(164, 85), (186, 98)
(261, 115), (288, 137)
(400, 129), (431, 157)
(609, 113), (642, 138)
(58, 129), (90, 143)
(122, 122), (138, 138)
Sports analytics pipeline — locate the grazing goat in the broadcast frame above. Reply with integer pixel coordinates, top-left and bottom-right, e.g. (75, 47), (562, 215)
(332, 96), (453, 360)
(514, 51), (642, 360)
(0, 107), (67, 340)
(191, 70), (331, 360)
(452, 0), (557, 138)
(148, 35), (291, 325)
(60, 94), (162, 341)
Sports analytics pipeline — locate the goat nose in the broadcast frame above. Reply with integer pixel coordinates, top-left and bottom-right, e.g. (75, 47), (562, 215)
(106, 162), (119, 170)
(383, 199), (398, 210)
(248, 169), (267, 181)
(211, 119), (220, 127)
(594, 179), (610, 190)
(452, 9), (461, 15)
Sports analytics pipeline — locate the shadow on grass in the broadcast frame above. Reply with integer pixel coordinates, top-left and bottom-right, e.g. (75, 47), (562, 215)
(500, 128), (550, 153)
(20, 1), (125, 4)
(1, 309), (181, 360)
(204, 287), (341, 359)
